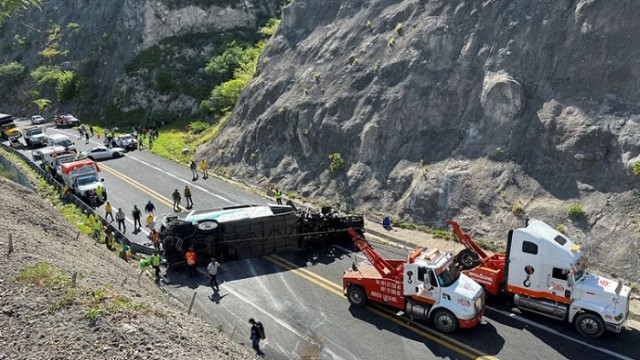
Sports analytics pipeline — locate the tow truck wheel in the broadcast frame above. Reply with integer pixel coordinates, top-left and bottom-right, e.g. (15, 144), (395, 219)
(457, 249), (481, 270)
(432, 309), (459, 333)
(574, 313), (604, 338)
(347, 285), (366, 307)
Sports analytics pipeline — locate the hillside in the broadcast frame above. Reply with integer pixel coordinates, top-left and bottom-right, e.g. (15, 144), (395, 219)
(0, 0), (285, 123)
(0, 175), (251, 359)
(200, 0), (640, 283)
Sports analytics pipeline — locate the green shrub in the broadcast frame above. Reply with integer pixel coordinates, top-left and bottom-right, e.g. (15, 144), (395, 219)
(0, 61), (24, 78)
(67, 22), (81, 32)
(188, 121), (209, 134)
(633, 162), (640, 176)
(30, 65), (78, 102)
(394, 23), (404, 33)
(555, 224), (567, 234)
(567, 203), (585, 220)
(329, 152), (345, 172)
(512, 200), (524, 215)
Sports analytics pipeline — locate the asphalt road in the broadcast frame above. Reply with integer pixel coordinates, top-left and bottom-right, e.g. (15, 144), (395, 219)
(7, 120), (640, 360)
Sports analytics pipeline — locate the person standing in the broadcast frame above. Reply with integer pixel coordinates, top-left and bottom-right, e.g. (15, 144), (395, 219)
(184, 185), (193, 209)
(172, 189), (181, 211)
(88, 189), (98, 208)
(274, 188), (283, 205)
(132, 205), (142, 229)
(185, 248), (197, 278)
(249, 318), (266, 357)
(150, 229), (161, 251)
(105, 228), (114, 250)
(190, 160), (198, 181)
(84, 131), (90, 144)
(207, 258), (222, 292)
(95, 185), (104, 202)
(151, 251), (161, 278)
(200, 159), (209, 179)
(144, 200), (156, 214)
(104, 201), (113, 221)
(116, 208), (126, 232)
(145, 213), (156, 232)
(89, 125), (94, 137)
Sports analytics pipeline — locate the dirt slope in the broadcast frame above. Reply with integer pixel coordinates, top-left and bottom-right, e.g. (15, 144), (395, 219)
(0, 176), (251, 359)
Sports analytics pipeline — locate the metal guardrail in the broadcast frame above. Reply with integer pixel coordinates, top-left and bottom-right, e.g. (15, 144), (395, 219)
(0, 141), (153, 255)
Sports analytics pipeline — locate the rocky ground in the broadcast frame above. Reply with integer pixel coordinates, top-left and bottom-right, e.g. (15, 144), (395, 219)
(0, 175), (253, 359)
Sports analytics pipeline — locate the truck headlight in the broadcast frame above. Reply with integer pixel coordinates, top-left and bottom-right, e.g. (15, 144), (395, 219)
(475, 296), (483, 312)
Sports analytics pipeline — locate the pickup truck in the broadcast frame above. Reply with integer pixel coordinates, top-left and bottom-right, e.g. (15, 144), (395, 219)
(23, 126), (47, 147)
(54, 114), (80, 128)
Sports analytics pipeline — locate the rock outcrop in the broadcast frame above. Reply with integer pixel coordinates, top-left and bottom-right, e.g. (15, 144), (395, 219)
(201, 0), (640, 281)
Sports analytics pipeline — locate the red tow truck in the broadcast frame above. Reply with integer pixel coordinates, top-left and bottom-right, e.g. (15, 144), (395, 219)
(342, 228), (485, 333)
(448, 219), (631, 338)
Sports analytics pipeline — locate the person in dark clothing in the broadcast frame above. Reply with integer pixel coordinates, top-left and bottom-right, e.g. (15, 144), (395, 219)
(172, 189), (181, 211)
(132, 205), (142, 229)
(144, 200), (156, 214)
(184, 186), (193, 209)
(85, 131), (90, 144)
(249, 318), (265, 357)
(190, 161), (198, 181)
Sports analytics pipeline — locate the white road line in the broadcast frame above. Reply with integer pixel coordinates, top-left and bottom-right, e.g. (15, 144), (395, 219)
(196, 268), (350, 360)
(489, 308), (633, 360)
(54, 128), (232, 203)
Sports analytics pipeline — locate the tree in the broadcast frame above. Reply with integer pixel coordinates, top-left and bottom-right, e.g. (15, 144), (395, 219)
(0, 0), (41, 24)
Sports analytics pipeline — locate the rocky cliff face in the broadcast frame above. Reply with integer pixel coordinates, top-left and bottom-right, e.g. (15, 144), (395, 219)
(0, 0), (284, 119)
(201, 0), (640, 281)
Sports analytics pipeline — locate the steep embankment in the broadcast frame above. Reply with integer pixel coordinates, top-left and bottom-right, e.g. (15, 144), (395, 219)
(201, 0), (640, 282)
(0, 176), (251, 359)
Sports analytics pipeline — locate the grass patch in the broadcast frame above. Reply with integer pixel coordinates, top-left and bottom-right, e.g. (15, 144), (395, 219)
(82, 285), (148, 323)
(512, 200), (524, 215)
(13, 263), (72, 289)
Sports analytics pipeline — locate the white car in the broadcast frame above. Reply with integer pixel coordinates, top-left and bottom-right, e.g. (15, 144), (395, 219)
(31, 115), (46, 125)
(82, 146), (125, 160)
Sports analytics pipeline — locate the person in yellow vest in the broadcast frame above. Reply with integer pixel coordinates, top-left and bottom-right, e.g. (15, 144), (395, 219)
(274, 188), (283, 205)
(200, 159), (209, 179)
(145, 213), (156, 231)
(104, 201), (114, 222)
(151, 251), (162, 278)
(95, 185), (104, 202)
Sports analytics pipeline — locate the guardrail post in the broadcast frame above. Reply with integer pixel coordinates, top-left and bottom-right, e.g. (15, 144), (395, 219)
(188, 291), (197, 314)
(7, 233), (13, 258)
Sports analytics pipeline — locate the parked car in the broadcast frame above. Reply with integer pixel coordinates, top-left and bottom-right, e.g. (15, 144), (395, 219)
(114, 133), (138, 151)
(31, 115), (46, 125)
(46, 133), (76, 151)
(54, 114), (80, 128)
(82, 146), (125, 160)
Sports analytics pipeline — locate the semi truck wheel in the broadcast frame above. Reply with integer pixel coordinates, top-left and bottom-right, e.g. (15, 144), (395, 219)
(574, 312), (604, 338)
(457, 249), (481, 270)
(347, 285), (366, 307)
(432, 309), (459, 333)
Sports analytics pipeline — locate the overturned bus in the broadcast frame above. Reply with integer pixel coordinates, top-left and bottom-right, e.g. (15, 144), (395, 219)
(160, 204), (364, 267)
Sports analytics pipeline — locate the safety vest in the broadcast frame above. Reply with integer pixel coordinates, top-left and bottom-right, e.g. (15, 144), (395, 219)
(185, 251), (197, 266)
(93, 220), (102, 232)
(200, 160), (207, 170)
(96, 186), (103, 197)
(146, 214), (154, 225)
(274, 189), (282, 199)
(105, 203), (112, 213)
(151, 254), (161, 267)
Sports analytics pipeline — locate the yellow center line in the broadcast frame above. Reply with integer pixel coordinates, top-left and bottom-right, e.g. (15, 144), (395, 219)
(99, 163), (174, 208)
(265, 254), (498, 360)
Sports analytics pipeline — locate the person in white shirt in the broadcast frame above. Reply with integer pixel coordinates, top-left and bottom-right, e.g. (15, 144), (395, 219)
(207, 258), (222, 292)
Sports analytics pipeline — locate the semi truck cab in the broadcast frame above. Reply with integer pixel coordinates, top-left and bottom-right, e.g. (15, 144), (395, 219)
(506, 220), (630, 338)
